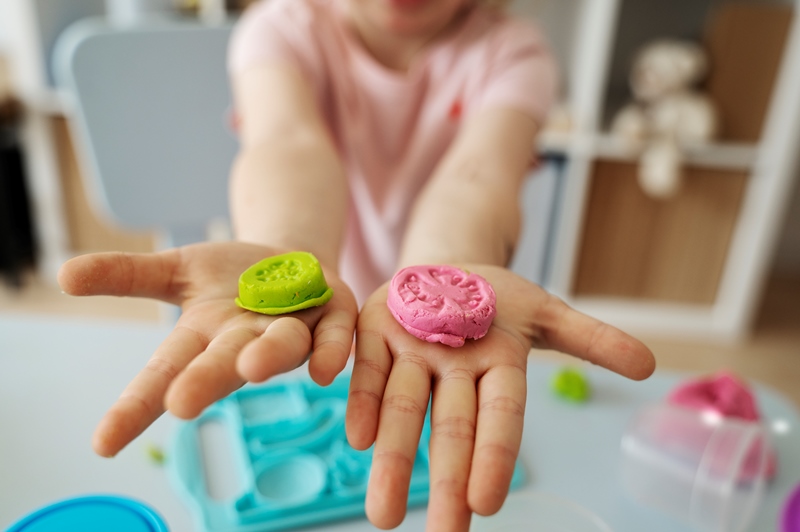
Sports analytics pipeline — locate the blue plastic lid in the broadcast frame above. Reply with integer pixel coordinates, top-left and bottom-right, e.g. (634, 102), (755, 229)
(7, 495), (169, 532)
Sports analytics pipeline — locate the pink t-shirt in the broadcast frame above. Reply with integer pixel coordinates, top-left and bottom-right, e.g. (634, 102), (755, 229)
(228, 0), (557, 304)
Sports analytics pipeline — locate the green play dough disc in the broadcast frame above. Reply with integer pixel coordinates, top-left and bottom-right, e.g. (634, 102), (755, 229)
(551, 367), (591, 403)
(235, 252), (333, 315)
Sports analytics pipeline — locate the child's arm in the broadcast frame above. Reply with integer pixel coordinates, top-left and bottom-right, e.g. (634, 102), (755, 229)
(58, 64), (357, 458)
(230, 65), (348, 269)
(346, 108), (656, 531)
(397, 107), (536, 268)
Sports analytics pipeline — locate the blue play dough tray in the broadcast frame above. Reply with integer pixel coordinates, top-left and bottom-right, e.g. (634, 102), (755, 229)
(168, 374), (525, 532)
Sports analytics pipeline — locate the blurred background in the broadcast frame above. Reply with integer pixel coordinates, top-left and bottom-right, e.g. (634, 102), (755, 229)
(0, 0), (798, 406)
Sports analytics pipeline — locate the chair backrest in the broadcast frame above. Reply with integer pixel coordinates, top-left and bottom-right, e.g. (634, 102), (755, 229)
(54, 18), (237, 247)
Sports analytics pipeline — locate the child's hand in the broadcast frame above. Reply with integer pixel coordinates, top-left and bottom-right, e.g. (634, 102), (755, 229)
(58, 242), (357, 458)
(346, 265), (655, 531)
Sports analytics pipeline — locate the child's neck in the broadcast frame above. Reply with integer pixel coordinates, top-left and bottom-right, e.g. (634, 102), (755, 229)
(346, 6), (470, 72)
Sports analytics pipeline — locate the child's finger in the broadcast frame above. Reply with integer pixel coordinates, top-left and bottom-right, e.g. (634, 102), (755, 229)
(166, 327), (259, 418)
(426, 369), (477, 532)
(235, 317), (313, 383)
(468, 363), (526, 516)
(308, 308), (356, 386)
(92, 325), (208, 457)
(346, 322), (392, 450)
(58, 250), (182, 304)
(535, 294), (656, 381)
(365, 351), (431, 530)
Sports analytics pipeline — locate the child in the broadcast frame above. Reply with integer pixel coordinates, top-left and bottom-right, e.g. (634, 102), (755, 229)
(58, 0), (656, 530)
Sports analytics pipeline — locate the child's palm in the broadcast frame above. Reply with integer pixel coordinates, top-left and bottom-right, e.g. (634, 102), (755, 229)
(346, 265), (655, 531)
(59, 242), (357, 457)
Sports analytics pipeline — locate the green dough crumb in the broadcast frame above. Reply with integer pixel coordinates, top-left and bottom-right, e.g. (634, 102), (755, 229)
(551, 367), (591, 403)
(235, 251), (333, 315)
(146, 443), (165, 465)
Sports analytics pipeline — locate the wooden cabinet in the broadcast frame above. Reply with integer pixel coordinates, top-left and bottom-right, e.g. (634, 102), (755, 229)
(574, 161), (747, 305)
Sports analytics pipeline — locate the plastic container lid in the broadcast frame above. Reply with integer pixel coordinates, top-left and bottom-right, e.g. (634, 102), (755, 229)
(7, 495), (169, 532)
(783, 483), (800, 532)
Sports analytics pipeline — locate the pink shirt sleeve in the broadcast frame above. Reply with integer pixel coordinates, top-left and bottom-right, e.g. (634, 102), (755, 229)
(227, 0), (323, 87)
(471, 19), (559, 125)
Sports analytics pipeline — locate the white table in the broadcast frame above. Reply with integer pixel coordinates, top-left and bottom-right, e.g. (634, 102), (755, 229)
(2, 315), (798, 531)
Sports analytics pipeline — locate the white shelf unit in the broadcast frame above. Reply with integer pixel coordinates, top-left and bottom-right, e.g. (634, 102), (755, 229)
(513, 0), (800, 341)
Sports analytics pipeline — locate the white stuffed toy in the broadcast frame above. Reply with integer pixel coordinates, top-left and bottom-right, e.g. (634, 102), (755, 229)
(611, 40), (718, 198)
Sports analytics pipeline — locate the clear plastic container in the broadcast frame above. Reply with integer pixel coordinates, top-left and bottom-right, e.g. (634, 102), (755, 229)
(470, 491), (613, 532)
(621, 403), (769, 532)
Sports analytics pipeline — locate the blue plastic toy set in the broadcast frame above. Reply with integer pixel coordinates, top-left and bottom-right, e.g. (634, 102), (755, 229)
(168, 375), (524, 532)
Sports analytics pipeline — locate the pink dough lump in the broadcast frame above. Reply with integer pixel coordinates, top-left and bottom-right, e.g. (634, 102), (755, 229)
(667, 371), (777, 480)
(387, 265), (496, 348)
(668, 371), (761, 421)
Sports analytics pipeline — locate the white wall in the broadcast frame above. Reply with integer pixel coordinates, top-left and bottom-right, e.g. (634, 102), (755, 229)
(33, 0), (106, 85)
(0, 0), (105, 94)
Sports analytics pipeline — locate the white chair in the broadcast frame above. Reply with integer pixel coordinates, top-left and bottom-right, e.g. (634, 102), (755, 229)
(54, 17), (237, 247)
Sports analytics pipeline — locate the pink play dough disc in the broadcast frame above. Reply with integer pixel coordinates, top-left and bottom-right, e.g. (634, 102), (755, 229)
(387, 265), (497, 348)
